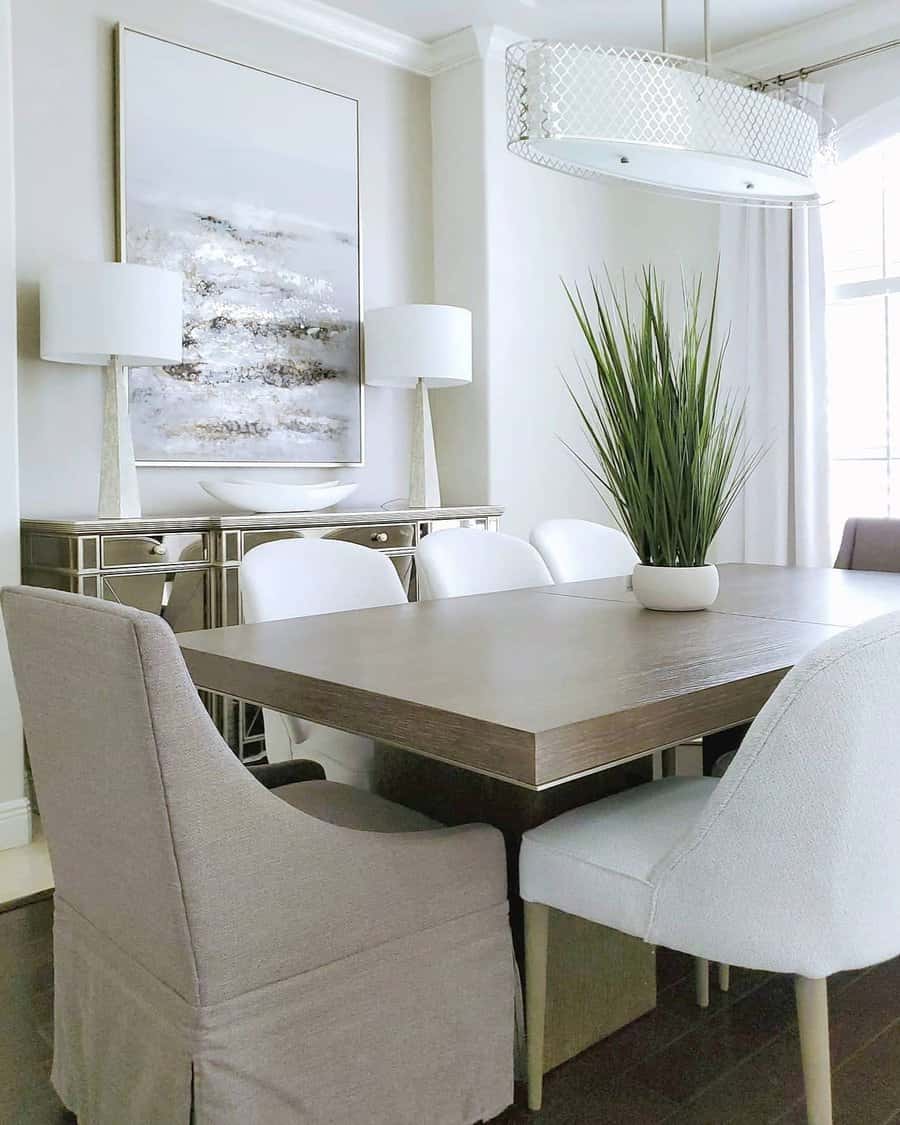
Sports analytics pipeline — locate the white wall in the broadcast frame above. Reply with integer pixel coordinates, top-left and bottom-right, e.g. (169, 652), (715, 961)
(0, 0), (27, 849)
(13, 0), (434, 517)
(485, 161), (718, 541)
(430, 57), (491, 507)
(432, 39), (719, 540)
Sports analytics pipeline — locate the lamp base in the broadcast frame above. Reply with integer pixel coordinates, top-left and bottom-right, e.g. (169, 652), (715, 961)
(98, 361), (142, 519)
(408, 379), (441, 509)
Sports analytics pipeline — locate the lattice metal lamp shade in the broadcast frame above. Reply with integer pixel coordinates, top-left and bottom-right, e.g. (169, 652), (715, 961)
(506, 41), (835, 205)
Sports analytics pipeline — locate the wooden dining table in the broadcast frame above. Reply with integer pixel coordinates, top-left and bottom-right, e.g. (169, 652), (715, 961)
(178, 562), (900, 1072)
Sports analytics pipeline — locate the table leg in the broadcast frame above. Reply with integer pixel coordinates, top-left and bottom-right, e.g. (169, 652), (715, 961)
(374, 746), (658, 1073)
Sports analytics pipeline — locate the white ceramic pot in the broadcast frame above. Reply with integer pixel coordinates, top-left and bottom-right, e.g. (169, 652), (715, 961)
(632, 563), (719, 611)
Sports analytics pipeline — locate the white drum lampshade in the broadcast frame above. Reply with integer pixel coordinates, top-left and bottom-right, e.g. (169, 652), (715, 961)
(365, 305), (472, 509)
(364, 304), (472, 390)
(40, 262), (183, 366)
(39, 262), (183, 519)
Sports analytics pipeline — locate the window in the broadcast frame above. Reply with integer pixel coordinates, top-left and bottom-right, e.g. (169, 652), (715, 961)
(823, 133), (900, 552)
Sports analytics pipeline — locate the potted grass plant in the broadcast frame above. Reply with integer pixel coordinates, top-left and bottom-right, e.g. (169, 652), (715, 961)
(564, 267), (761, 611)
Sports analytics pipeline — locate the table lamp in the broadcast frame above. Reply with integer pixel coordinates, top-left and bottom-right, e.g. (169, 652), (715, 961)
(364, 304), (472, 508)
(40, 261), (183, 519)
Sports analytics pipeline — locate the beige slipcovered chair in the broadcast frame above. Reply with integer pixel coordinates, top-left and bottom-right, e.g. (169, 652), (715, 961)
(1, 586), (514, 1125)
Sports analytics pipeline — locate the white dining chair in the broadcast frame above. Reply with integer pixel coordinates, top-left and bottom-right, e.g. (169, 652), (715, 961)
(241, 538), (408, 789)
(531, 517), (716, 938)
(530, 518), (638, 583)
(530, 514), (712, 960)
(520, 610), (900, 1122)
(416, 528), (552, 600)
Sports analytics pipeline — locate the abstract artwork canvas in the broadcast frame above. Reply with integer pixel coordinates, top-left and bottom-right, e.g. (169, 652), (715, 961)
(117, 27), (362, 465)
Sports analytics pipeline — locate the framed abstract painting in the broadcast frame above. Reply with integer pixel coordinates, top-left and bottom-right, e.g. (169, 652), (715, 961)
(116, 26), (363, 466)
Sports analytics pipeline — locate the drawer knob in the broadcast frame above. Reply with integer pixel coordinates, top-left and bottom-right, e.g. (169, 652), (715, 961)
(371, 532), (389, 543)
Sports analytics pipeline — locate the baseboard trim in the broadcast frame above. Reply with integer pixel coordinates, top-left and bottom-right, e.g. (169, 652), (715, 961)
(0, 797), (32, 850)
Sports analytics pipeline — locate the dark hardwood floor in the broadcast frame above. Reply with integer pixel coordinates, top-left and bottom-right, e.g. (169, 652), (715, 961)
(1, 898), (897, 1124)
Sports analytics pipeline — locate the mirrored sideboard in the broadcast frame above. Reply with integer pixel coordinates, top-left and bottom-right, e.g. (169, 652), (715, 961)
(21, 506), (503, 762)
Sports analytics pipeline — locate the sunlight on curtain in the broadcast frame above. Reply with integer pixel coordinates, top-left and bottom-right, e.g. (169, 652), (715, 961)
(823, 134), (900, 555)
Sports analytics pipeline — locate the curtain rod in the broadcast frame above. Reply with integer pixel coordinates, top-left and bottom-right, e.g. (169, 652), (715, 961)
(754, 36), (900, 88)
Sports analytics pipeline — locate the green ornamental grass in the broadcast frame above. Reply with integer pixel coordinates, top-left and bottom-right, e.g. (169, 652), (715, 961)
(564, 267), (763, 569)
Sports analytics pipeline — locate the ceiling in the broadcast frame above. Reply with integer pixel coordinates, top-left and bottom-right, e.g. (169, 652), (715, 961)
(317, 0), (858, 55)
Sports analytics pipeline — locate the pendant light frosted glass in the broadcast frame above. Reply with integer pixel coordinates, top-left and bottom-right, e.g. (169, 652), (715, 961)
(506, 37), (835, 205)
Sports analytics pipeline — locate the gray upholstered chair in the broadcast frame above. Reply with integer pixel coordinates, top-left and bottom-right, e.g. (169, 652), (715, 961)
(1, 586), (514, 1125)
(834, 517), (900, 572)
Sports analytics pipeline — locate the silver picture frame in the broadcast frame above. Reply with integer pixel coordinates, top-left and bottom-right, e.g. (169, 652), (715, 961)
(115, 24), (365, 468)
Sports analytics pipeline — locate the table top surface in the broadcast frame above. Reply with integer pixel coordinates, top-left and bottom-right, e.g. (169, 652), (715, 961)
(179, 564), (900, 789)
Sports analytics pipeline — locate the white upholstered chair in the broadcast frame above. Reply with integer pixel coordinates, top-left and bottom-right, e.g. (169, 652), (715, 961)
(530, 517), (716, 997)
(530, 518), (638, 583)
(415, 528), (552, 600)
(529, 517), (714, 991)
(241, 538), (408, 789)
(521, 611), (900, 1122)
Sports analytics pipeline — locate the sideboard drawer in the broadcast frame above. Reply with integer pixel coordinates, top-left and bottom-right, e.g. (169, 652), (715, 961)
(322, 524), (414, 550)
(240, 524), (414, 558)
(101, 532), (209, 569)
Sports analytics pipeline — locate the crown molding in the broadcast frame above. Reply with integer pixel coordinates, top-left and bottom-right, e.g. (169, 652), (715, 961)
(715, 0), (900, 79)
(211, 0), (900, 82)
(428, 27), (483, 75)
(429, 24), (519, 73)
(482, 26), (523, 61)
(209, 0), (434, 75)
(429, 24), (521, 74)
(209, 0), (524, 76)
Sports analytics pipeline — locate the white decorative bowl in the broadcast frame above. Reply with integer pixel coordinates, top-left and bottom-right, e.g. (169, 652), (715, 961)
(200, 479), (359, 513)
(632, 563), (719, 611)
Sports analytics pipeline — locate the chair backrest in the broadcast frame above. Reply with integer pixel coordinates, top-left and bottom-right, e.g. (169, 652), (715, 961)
(648, 610), (900, 978)
(530, 519), (638, 584)
(835, 517), (900, 573)
(241, 538), (408, 624)
(415, 529), (552, 599)
(241, 539), (408, 753)
(0, 586), (260, 1003)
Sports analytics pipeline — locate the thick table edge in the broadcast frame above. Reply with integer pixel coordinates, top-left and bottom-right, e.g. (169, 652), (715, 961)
(180, 641), (541, 788)
(531, 668), (790, 787)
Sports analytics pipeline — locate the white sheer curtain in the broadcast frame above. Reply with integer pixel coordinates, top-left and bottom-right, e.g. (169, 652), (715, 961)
(713, 83), (831, 567)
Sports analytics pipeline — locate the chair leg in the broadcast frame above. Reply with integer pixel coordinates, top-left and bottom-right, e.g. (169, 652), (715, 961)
(694, 957), (710, 1008)
(524, 901), (550, 1112)
(718, 963), (731, 993)
(795, 976), (833, 1125)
